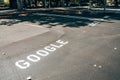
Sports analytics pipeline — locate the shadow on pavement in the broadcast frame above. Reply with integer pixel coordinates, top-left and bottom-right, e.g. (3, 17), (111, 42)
(0, 9), (120, 28)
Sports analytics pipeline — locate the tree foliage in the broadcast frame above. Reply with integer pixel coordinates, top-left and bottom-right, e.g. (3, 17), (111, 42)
(8, 0), (119, 9)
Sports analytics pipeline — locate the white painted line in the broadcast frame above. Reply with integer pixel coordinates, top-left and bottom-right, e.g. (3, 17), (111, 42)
(27, 76), (32, 80)
(88, 23), (96, 27)
(103, 16), (109, 19)
(23, 23), (43, 28)
(49, 23), (59, 25)
(88, 20), (101, 27)
(100, 19), (104, 21)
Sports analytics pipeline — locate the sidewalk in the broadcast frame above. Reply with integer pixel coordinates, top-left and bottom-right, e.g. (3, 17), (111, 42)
(0, 6), (120, 15)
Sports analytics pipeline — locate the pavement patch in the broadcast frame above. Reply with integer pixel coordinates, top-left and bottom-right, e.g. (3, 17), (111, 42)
(0, 22), (49, 47)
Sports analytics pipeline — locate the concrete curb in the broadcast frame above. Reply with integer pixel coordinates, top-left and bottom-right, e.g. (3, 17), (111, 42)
(0, 7), (120, 15)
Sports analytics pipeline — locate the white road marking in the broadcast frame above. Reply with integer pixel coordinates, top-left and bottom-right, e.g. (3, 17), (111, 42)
(100, 19), (104, 21)
(36, 50), (49, 56)
(27, 55), (41, 62)
(49, 23), (59, 25)
(88, 21), (100, 27)
(15, 39), (69, 69)
(27, 76), (32, 80)
(23, 23), (43, 28)
(114, 47), (117, 50)
(50, 44), (63, 48)
(15, 60), (30, 69)
(88, 23), (96, 27)
(103, 16), (109, 19)
(44, 46), (57, 52)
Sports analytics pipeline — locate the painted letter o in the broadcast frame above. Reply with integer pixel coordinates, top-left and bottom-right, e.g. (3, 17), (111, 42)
(27, 55), (40, 62)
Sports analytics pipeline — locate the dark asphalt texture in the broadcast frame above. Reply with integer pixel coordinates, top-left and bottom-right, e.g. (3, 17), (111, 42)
(0, 12), (120, 80)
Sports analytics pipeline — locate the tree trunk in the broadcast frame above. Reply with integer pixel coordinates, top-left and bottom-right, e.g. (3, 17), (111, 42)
(114, 0), (118, 7)
(42, 0), (46, 8)
(16, 0), (23, 10)
(9, 0), (17, 9)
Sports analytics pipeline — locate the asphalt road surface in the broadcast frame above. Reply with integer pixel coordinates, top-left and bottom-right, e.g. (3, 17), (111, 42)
(0, 13), (120, 80)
